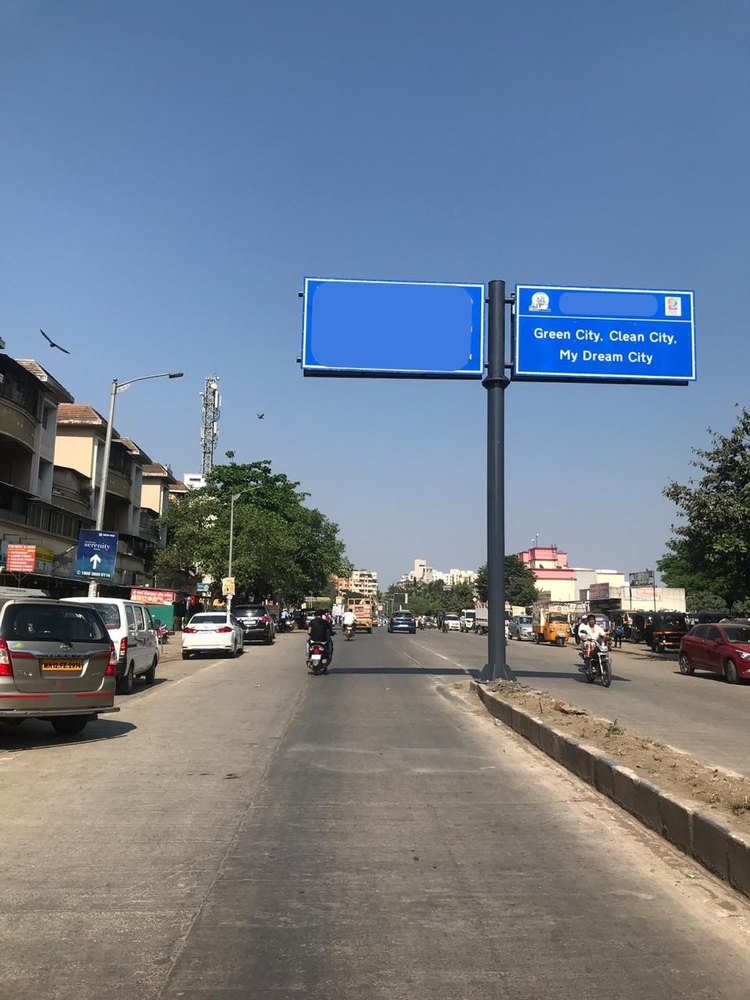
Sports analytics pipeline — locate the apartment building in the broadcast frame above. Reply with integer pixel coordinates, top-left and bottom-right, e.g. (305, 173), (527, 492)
(0, 353), (175, 594)
(401, 558), (478, 588)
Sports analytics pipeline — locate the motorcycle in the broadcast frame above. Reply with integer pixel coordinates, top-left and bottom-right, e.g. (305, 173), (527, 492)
(584, 639), (612, 687)
(344, 623), (356, 641)
(307, 640), (329, 674)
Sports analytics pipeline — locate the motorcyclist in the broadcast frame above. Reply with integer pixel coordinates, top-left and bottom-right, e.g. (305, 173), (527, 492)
(578, 614), (607, 672)
(308, 609), (333, 664)
(342, 608), (356, 636)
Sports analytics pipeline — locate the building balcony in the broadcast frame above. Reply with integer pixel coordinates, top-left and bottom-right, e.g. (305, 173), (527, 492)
(0, 398), (37, 451)
(104, 467), (132, 502)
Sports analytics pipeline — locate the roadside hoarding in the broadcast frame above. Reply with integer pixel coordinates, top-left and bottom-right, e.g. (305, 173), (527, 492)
(5, 545), (38, 573)
(130, 588), (175, 605)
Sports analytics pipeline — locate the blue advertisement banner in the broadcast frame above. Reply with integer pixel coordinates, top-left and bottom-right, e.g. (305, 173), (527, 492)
(74, 530), (119, 580)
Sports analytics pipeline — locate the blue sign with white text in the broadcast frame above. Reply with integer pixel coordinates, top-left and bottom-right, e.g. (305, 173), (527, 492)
(74, 530), (119, 580)
(514, 285), (696, 383)
(302, 277), (485, 378)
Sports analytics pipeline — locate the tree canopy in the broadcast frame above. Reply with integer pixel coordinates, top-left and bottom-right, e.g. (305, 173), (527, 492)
(657, 407), (750, 611)
(382, 579), (476, 616)
(475, 555), (539, 607)
(155, 460), (348, 603)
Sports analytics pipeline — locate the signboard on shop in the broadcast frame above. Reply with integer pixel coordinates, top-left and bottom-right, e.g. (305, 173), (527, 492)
(589, 583), (611, 600)
(5, 545), (38, 573)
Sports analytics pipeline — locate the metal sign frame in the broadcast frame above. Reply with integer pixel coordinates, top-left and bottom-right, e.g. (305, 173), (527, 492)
(514, 284), (696, 384)
(301, 277), (485, 379)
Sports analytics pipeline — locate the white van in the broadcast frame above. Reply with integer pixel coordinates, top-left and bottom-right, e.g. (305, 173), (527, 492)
(459, 609), (476, 633)
(62, 597), (160, 694)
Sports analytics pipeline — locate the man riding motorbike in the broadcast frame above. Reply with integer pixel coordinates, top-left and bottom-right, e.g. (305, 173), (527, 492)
(577, 614), (608, 673)
(342, 608), (357, 639)
(307, 609), (333, 665)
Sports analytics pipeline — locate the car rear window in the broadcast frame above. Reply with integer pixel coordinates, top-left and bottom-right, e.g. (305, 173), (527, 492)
(191, 614), (228, 624)
(2, 604), (109, 642)
(73, 602), (122, 629)
(234, 607), (265, 614)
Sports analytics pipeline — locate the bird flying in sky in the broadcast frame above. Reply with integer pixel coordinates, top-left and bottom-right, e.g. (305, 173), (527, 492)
(257, 413), (264, 419)
(40, 329), (70, 354)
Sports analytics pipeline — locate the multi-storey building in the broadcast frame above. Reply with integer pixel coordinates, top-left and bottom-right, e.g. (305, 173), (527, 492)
(0, 353), (175, 595)
(400, 558), (478, 589)
(350, 569), (378, 599)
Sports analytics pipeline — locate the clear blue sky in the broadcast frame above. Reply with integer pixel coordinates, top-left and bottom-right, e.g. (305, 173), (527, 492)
(2, 1), (748, 588)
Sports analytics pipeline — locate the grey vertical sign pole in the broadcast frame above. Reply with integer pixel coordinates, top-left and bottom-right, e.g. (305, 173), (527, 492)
(483, 280), (516, 682)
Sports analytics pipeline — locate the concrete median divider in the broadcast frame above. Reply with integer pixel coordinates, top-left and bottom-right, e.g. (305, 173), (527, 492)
(472, 681), (750, 900)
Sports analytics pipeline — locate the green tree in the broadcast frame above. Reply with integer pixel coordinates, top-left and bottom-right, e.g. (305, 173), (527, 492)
(155, 460), (347, 603)
(658, 408), (750, 611)
(475, 555), (539, 607)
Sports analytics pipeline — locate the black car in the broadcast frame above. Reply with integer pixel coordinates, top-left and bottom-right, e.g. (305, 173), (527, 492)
(232, 605), (275, 645)
(388, 612), (416, 634)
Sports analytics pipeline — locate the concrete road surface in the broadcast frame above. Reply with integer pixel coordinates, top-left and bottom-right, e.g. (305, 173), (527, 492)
(416, 629), (750, 777)
(0, 629), (748, 999)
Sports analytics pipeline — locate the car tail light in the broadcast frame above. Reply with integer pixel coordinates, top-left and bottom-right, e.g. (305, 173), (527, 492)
(0, 639), (13, 677)
(119, 637), (128, 661)
(105, 641), (117, 677)
(216, 626), (232, 633)
(183, 626), (197, 634)
(260, 615), (269, 623)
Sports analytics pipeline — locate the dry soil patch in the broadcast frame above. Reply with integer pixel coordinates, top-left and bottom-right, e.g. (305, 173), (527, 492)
(484, 680), (750, 836)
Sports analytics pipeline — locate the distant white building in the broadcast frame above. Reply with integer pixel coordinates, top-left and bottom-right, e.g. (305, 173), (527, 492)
(401, 558), (477, 588)
(183, 473), (206, 490)
(350, 569), (378, 599)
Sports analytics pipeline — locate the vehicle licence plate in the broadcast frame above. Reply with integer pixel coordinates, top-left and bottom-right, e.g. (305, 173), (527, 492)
(42, 660), (82, 672)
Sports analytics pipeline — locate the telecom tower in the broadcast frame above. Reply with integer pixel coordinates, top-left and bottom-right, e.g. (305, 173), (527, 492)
(200, 376), (221, 476)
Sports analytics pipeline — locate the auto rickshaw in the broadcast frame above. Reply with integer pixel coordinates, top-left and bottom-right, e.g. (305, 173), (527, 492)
(533, 611), (572, 646)
(643, 611), (689, 653)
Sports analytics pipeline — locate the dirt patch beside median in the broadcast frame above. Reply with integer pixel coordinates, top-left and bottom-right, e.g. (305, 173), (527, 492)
(481, 680), (750, 836)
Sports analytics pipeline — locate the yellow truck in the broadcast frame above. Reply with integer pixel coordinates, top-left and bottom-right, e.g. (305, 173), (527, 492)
(349, 600), (373, 633)
(532, 603), (572, 646)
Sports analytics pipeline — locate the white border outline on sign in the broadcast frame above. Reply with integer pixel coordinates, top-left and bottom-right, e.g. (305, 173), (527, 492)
(302, 276), (486, 376)
(514, 284), (696, 382)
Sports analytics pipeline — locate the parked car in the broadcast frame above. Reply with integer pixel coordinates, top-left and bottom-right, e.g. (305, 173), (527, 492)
(388, 612), (416, 634)
(0, 597), (118, 736)
(63, 597), (160, 694)
(442, 613), (461, 632)
(182, 612), (244, 659)
(679, 621), (750, 684)
(509, 615), (534, 640)
(232, 605), (275, 645)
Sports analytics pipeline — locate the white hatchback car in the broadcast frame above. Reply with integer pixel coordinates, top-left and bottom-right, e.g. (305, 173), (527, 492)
(182, 612), (244, 659)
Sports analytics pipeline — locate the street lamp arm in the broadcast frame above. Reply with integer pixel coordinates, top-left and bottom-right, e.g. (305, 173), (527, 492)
(115, 372), (183, 393)
(89, 369), (185, 598)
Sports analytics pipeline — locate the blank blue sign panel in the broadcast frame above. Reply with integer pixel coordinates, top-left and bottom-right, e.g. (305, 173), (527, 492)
(302, 278), (485, 378)
(514, 285), (696, 383)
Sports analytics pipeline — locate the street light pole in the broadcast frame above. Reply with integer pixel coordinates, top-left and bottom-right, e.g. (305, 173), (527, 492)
(88, 371), (183, 598)
(226, 493), (241, 611)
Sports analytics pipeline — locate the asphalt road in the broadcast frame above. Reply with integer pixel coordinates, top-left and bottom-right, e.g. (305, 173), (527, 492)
(0, 629), (749, 999)
(414, 630), (749, 777)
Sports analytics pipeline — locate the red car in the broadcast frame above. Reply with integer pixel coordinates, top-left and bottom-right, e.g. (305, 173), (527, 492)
(679, 621), (750, 684)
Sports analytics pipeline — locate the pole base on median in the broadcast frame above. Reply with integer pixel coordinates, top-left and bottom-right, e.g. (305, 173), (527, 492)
(477, 661), (517, 683)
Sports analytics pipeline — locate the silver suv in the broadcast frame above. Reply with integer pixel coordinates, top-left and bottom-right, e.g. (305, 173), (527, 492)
(0, 599), (118, 736)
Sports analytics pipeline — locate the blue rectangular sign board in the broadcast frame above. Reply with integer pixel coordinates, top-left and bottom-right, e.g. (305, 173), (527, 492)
(302, 277), (485, 378)
(74, 530), (119, 580)
(514, 285), (696, 383)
